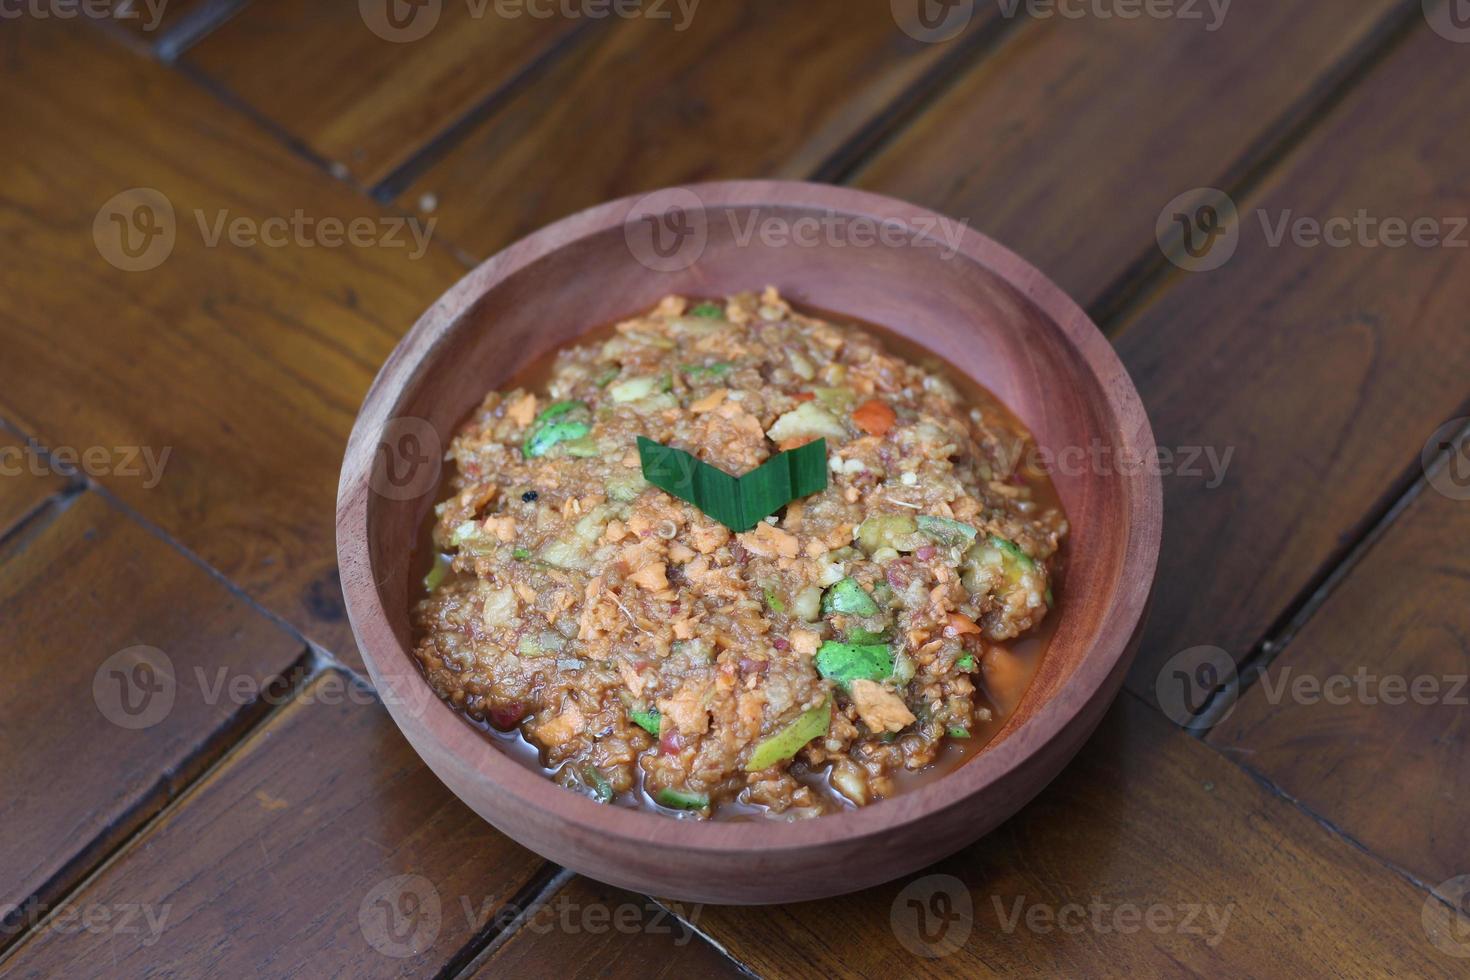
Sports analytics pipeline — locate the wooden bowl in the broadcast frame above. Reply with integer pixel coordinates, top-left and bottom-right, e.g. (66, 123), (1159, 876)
(337, 181), (1161, 905)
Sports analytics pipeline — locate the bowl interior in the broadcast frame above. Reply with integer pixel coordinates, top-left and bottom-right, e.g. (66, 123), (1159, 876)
(363, 197), (1134, 819)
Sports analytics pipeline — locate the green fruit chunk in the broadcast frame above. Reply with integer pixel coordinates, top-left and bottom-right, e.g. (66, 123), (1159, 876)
(522, 401), (593, 458)
(655, 787), (709, 810)
(991, 535), (1035, 570)
(815, 642), (893, 688)
(917, 515), (978, 546)
(629, 708), (661, 736)
(856, 514), (918, 554)
(821, 577), (879, 617)
(745, 696), (832, 772)
(423, 556), (450, 592)
(681, 361), (732, 380)
(585, 767), (614, 803)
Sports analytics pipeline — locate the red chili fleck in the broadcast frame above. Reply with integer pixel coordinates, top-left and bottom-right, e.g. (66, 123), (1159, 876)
(486, 702), (526, 731)
(771, 635), (790, 652)
(660, 729), (685, 755)
(915, 545), (937, 561)
(886, 563), (911, 590)
(669, 602), (681, 615)
(739, 656), (772, 676)
(793, 391), (816, 402)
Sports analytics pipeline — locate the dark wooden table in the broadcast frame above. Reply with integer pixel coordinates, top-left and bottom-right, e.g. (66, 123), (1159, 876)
(3, 2), (1468, 975)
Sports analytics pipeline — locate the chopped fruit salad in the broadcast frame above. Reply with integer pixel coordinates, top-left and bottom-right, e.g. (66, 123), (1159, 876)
(413, 288), (1067, 819)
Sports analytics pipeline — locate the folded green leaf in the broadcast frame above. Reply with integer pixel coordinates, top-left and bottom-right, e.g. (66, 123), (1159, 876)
(637, 437), (828, 532)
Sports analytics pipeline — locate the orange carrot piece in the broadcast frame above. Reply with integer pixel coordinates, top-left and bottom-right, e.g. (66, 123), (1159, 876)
(851, 398), (896, 437)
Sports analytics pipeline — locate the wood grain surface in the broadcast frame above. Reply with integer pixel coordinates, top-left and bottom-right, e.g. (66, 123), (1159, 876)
(1210, 467), (1470, 888)
(396, 0), (989, 258)
(0, 427), (71, 538)
(0, 18), (462, 668)
(4, 3), (1468, 976)
(186, 0), (583, 185)
(469, 876), (744, 979)
(851, 0), (1415, 311)
(688, 695), (1447, 977)
(1, 671), (548, 977)
(1111, 19), (1470, 702)
(97, 0), (214, 44)
(0, 491), (305, 949)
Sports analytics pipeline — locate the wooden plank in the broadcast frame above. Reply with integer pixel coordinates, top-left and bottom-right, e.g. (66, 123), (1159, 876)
(1209, 465), (1470, 889)
(1108, 20), (1470, 701)
(470, 877), (747, 980)
(396, 0), (990, 258)
(185, 0), (582, 185)
(851, 0), (1411, 308)
(688, 696), (1445, 977)
(0, 19), (466, 666)
(0, 491), (305, 947)
(1, 671), (548, 977)
(0, 428), (70, 537)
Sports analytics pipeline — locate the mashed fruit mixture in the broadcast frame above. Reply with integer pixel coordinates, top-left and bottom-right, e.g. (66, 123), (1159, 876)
(413, 289), (1067, 819)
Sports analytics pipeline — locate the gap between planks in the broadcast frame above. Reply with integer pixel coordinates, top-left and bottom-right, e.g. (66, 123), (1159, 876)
(1087, 0), (1428, 331)
(1193, 411), (1470, 731)
(0, 646), (324, 965)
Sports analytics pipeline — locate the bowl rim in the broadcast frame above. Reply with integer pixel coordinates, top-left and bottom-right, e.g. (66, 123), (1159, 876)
(337, 179), (1162, 853)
